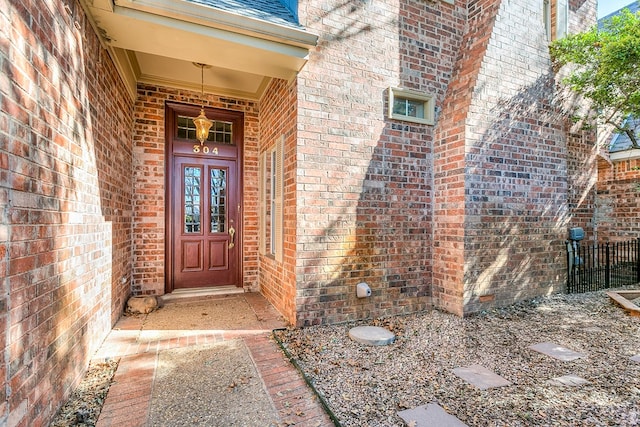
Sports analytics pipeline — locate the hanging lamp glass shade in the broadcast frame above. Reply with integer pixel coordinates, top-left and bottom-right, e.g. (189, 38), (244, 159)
(192, 63), (213, 144)
(194, 108), (213, 144)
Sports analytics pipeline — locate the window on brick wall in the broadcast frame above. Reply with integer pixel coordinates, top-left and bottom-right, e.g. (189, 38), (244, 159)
(259, 136), (284, 262)
(388, 87), (435, 125)
(544, 0), (568, 41)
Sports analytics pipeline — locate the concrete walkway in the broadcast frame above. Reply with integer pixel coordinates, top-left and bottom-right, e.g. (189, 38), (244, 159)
(92, 292), (333, 427)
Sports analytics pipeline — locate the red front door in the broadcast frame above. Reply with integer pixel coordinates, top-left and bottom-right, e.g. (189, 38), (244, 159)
(165, 102), (243, 291)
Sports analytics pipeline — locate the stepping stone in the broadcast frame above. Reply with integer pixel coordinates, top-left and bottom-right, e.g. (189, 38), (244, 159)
(529, 342), (586, 361)
(398, 403), (468, 427)
(452, 364), (511, 390)
(631, 355), (640, 363)
(348, 326), (395, 346)
(547, 374), (590, 387)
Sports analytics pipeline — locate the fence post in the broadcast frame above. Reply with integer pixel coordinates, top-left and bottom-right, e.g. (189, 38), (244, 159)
(566, 241), (571, 291)
(636, 238), (640, 284)
(605, 242), (610, 288)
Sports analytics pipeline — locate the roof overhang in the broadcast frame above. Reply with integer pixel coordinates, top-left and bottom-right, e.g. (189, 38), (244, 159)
(610, 148), (640, 162)
(80, 0), (318, 100)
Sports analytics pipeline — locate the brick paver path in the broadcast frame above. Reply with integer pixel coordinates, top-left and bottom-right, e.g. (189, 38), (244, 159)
(94, 293), (332, 427)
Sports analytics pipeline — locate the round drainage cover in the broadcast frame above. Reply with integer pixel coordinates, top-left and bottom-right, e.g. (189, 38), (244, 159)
(348, 326), (395, 346)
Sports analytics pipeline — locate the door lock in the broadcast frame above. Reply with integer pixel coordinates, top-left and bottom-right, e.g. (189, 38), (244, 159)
(228, 226), (236, 249)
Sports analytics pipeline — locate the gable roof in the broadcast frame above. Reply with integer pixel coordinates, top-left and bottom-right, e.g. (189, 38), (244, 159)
(609, 120), (639, 152)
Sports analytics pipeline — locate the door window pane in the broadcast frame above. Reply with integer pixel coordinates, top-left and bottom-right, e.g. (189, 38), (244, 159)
(210, 168), (227, 233)
(184, 167), (201, 233)
(177, 116), (234, 144)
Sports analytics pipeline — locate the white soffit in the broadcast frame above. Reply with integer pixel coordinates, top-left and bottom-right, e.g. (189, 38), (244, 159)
(81, 0), (317, 99)
(135, 52), (270, 99)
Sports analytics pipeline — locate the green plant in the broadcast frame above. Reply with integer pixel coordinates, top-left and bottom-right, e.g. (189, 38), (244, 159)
(550, 4), (640, 148)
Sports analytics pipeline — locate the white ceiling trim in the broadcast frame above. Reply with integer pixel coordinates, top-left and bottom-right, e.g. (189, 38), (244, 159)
(107, 48), (140, 99)
(136, 71), (272, 100)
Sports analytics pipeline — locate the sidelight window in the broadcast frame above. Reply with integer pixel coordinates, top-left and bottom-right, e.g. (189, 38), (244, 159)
(259, 136), (284, 262)
(544, 0), (568, 41)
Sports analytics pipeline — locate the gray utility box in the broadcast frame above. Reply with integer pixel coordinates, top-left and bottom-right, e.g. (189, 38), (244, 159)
(569, 227), (584, 241)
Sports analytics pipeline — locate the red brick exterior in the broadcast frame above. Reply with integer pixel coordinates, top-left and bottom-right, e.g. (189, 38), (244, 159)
(596, 155), (640, 241)
(130, 78), (297, 321)
(432, 0), (499, 316)
(292, 0), (597, 323)
(440, 0), (597, 314)
(292, 0), (468, 326)
(564, 0), (600, 246)
(258, 79), (299, 323)
(131, 86), (260, 295)
(1, 0), (601, 424)
(1, 0), (133, 425)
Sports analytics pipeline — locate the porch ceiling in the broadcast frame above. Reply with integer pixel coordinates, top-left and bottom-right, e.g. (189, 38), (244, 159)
(80, 0), (317, 100)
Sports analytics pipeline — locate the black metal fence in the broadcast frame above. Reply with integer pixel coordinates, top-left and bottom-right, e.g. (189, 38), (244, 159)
(566, 238), (640, 293)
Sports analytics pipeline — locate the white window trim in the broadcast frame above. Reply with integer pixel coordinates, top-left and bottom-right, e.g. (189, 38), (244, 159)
(273, 136), (284, 262)
(259, 136), (284, 262)
(258, 151), (266, 256)
(556, 0), (568, 40)
(544, 0), (568, 41)
(388, 87), (435, 125)
(543, 0), (552, 41)
(270, 149), (277, 256)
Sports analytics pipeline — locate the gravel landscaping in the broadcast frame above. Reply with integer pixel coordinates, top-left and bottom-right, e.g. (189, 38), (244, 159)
(50, 359), (118, 427)
(275, 291), (640, 427)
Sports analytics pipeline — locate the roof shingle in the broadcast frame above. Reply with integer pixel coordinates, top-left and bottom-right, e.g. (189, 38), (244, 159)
(186, 0), (301, 29)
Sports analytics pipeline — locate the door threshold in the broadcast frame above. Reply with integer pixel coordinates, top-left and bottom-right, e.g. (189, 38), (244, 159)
(162, 286), (245, 303)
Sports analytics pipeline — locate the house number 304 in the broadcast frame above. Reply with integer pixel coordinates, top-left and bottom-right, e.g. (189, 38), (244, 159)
(192, 145), (218, 155)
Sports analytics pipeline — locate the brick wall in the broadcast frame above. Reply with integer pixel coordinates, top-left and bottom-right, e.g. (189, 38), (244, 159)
(0, 1), (602, 423)
(258, 79), (299, 323)
(131, 85), (260, 295)
(432, 0), (497, 315)
(435, 0), (596, 314)
(565, 0), (599, 244)
(463, 0), (569, 312)
(294, 0), (465, 326)
(596, 156), (640, 240)
(434, 1), (595, 314)
(0, 0), (133, 425)
(293, 0), (596, 322)
(565, 131), (598, 241)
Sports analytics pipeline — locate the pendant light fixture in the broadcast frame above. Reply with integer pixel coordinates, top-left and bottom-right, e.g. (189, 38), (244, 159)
(193, 63), (213, 145)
